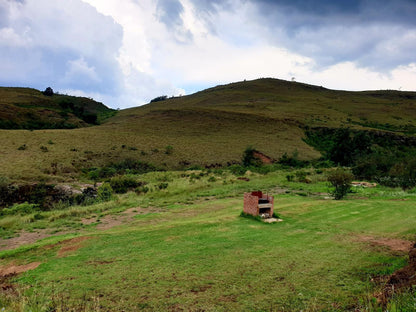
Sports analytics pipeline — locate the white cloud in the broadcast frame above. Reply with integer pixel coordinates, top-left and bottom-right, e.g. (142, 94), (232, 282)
(0, 0), (123, 101)
(62, 57), (100, 85)
(0, 0), (415, 110)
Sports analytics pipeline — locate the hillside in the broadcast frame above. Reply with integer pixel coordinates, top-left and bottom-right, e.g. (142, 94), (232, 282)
(0, 87), (116, 129)
(0, 78), (415, 182)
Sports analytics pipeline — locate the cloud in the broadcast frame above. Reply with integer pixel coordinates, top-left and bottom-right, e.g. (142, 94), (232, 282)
(246, 0), (416, 70)
(0, 0), (415, 109)
(0, 0), (123, 100)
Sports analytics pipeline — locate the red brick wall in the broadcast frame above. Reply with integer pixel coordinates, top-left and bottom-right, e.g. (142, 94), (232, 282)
(243, 193), (274, 217)
(244, 193), (259, 216)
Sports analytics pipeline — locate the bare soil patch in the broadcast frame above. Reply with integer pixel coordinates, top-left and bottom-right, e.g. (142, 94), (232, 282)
(375, 243), (416, 305)
(56, 236), (92, 258)
(355, 235), (413, 253)
(0, 207), (165, 252)
(82, 207), (166, 230)
(0, 230), (68, 252)
(0, 262), (41, 277)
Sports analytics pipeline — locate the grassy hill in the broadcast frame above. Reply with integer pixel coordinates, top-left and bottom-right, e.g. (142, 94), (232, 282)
(0, 78), (415, 182)
(0, 87), (116, 129)
(0, 79), (416, 311)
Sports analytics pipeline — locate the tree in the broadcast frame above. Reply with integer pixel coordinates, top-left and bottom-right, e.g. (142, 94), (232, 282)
(43, 87), (54, 96)
(327, 168), (354, 200)
(242, 146), (262, 167)
(389, 159), (416, 190)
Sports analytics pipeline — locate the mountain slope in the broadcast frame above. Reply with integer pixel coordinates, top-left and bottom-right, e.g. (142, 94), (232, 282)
(0, 87), (116, 129)
(0, 78), (415, 182)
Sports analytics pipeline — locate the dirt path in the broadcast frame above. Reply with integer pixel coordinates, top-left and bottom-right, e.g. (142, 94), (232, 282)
(355, 235), (413, 253)
(0, 262), (41, 277)
(0, 207), (166, 252)
(82, 207), (166, 230)
(0, 230), (67, 252)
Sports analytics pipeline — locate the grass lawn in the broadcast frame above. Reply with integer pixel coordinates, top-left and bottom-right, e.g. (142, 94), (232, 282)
(0, 170), (415, 311)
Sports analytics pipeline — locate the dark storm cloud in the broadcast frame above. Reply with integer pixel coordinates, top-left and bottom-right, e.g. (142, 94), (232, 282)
(156, 0), (193, 43)
(255, 0), (361, 16)
(198, 0), (416, 70)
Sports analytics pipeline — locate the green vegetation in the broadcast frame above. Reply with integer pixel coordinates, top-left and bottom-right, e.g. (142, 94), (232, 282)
(0, 169), (414, 311)
(0, 87), (116, 130)
(327, 168), (354, 200)
(0, 78), (416, 310)
(305, 127), (416, 189)
(2, 78), (416, 183)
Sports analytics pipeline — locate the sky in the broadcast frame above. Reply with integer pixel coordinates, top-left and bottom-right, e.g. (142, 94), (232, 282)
(0, 0), (415, 109)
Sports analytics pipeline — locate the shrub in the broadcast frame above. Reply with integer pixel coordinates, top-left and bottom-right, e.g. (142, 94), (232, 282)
(389, 159), (416, 190)
(18, 144), (27, 150)
(165, 145), (173, 155)
(110, 176), (139, 194)
(135, 186), (149, 195)
(158, 182), (169, 190)
(327, 168), (354, 200)
(74, 187), (97, 205)
(150, 95), (168, 103)
(278, 151), (309, 168)
(295, 171), (307, 182)
(0, 176), (9, 188)
(40, 146), (48, 152)
(1, 202), (39, 216)
(42, 87), (54, 96)
(97, 183), (113, 202)
(86, 159), (159, 180)
(229, 165), (246, 176)
(242, 146), (262, 167)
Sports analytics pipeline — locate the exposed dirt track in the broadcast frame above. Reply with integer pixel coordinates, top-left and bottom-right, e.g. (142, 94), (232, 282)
(0, 262), (41, 277)
(355, 235), (413, 253)
(0, 230), (63, 252)
(377, 243), (416, 304)
(0, 207), (165, 252)
(55, 236), (93, 258)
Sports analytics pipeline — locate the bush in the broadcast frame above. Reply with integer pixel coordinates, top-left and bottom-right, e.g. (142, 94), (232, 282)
(150, 95), (168, 103)
(42, 87), (54, 96)
(389, 159), (416, 190)
(242, 146), (262, 167)
(135, 186), (149, 195)
(86, 159), (159, 180)
(327, 168), (354, 200)
(158, 182), (169, 190)
(295, 171), (307, 182)
(18, 144), (27, 150)
(229, 165), (246, 176)
(110, 176), (140, 194)
(165, 145), (173, 155)
(97, 183), (113, 202)
(74, 187), (97, 205)
(1, 202), (39, 216)
(278, 151), (309, 168)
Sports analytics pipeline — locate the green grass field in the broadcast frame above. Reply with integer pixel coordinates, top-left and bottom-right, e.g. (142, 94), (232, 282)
(0, 169), (415, 311)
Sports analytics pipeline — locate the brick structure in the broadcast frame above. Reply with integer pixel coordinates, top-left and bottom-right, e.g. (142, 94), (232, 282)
(243, 191), (274, 218)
